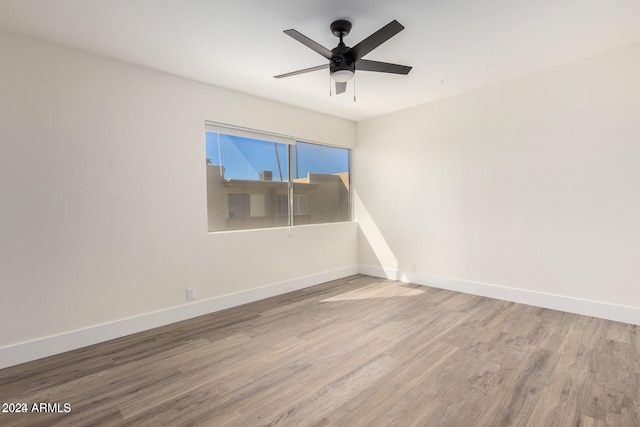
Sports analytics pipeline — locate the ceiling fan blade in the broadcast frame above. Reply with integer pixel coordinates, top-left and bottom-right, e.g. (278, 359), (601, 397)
(274, 64), (329, 79)
(356, 59), (412, 75)
(336, 81), (347, 94)
(284, 29), (333, 60)
(350, 20), (404, 60)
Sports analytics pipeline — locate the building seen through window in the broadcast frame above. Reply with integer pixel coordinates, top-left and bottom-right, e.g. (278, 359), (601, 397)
(205, 125), (350, 231)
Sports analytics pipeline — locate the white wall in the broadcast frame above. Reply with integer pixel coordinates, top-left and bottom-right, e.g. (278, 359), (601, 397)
(356, 45), (640, 320)
(0, 30), (357, 366)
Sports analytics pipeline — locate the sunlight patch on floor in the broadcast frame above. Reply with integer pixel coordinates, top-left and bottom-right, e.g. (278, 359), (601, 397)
(321, 283), (424, 302)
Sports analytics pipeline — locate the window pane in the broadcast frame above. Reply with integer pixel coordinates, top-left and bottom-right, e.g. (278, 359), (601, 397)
(206, 131), (289, 231)
(292, 142), (350, 225)
(206, 132), (289, 181)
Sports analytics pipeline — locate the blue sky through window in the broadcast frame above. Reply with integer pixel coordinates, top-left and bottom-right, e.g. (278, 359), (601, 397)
(293, 142), (349, 179)
(206, 132), (349, 181)
(206, 133), (289, 181)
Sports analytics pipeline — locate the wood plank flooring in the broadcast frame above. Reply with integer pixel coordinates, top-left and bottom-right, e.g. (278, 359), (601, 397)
(1, 275), (638, 426)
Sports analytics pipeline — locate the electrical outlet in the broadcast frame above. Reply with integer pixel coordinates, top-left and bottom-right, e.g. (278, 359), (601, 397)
(411, 264), (416, 273)
(187, 287), (196, 301)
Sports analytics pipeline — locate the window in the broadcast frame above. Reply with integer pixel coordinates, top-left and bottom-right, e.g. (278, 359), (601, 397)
(291, 142), (350, 225)
(228, 193), (250, 219)
(292, 194), (307, 216)
(206, 123), (350, 232)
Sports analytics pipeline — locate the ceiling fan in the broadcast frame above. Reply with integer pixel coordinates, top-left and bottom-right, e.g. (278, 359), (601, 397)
(275, 19), (412, 95)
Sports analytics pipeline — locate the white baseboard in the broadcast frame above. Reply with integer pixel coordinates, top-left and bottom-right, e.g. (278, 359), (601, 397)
(0, 265), (359, 369)
(359, 264), (640, 326)
(5, 264), (636, 370)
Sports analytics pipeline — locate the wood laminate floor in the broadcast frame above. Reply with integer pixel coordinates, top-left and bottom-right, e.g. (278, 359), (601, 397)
(1, 275), (638, 426)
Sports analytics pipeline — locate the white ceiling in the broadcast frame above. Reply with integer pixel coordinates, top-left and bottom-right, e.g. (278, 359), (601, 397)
(1, 0), (639, 121)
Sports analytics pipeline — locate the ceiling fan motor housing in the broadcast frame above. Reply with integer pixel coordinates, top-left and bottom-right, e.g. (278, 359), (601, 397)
(330, 57), (355, 74)
(330, 42), (355, 79)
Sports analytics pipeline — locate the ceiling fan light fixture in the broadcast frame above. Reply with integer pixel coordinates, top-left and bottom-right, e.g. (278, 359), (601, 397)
(331, 69), (354, 82)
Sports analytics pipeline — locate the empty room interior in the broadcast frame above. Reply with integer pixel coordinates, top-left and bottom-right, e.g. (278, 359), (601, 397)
(1, 1), (639, 425)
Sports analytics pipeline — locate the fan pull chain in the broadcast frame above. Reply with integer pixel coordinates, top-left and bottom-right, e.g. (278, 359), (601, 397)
(353, 73), (356, 102)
